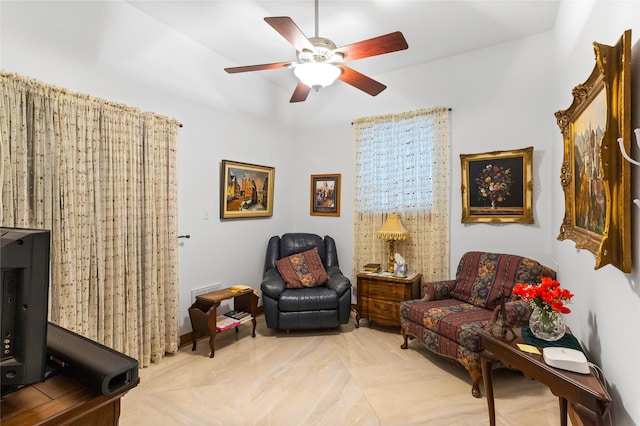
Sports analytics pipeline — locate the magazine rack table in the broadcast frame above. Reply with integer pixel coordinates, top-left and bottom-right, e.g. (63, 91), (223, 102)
(188, 288), (258, 358)
(479, 328), (611, 426)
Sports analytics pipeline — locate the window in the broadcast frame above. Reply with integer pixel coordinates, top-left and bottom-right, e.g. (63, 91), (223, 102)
(352, 107), (450, 280)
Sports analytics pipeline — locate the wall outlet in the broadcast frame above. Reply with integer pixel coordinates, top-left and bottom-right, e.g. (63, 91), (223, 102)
(203, 208), (210, 220)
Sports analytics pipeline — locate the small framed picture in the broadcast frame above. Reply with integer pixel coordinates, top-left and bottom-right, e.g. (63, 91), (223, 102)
(310, 174), (340, 217)
(220, 160), (274, 219)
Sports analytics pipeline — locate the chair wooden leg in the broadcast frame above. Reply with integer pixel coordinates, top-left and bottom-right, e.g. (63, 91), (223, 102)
(469, 366), (482, 398)
(400, 326), (409, 349)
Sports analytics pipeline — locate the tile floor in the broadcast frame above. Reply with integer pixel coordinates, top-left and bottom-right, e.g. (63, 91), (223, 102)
(119, 314), (561, 425)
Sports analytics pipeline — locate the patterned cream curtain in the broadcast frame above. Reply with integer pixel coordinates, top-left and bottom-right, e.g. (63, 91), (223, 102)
(352, 107), (450, 282)
(0, 71), (179, 366)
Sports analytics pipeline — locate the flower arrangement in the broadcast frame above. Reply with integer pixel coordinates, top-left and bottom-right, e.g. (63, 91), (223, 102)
(512, 276), (574, 314)
(475, 164), (513, 204)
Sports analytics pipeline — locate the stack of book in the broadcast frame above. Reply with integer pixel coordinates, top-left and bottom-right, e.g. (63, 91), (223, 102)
(230, 284), (252, 293)
(215, 315), (240, 331)
(362, 263), (381, 273)
(224, 310), (252, 324)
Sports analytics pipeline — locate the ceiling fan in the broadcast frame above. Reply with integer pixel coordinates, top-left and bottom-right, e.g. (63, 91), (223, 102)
(224, 0), (409, 103)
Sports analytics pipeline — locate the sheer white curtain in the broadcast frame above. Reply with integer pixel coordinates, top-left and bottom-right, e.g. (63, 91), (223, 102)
(353, 107), (450, 282)
(0, 71), (179, 366)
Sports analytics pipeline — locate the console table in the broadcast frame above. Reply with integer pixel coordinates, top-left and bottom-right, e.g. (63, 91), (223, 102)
(355, 273), (421, 328)
(1, 373), (138, 425)
(479, 328), (611, 426)
(188, 287), (258, 358)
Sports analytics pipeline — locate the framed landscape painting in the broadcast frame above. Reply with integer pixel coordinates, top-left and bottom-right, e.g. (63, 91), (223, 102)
(220, 160), (274, 219)
(310, 174), (340, 217)
(554, 30), (631, 272)
(460, 147), (534, 224)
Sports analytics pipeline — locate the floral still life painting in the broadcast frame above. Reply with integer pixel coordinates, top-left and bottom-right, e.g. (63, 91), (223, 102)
(460, 147), (533, 224)
(475, 164), (514, 209)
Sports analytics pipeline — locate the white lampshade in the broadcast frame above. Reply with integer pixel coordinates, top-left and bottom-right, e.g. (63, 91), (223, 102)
(293, 62), (341, 88)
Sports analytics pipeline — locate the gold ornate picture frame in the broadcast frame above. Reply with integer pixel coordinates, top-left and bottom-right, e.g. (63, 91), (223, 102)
(220, 160), (274, 219)
(554, 30), (631, 272)
(310, 174), (341, 217)
(460, 147), (534, 224)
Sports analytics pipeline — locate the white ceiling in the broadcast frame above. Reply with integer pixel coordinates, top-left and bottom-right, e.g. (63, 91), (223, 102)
(126, 0), (560, 95)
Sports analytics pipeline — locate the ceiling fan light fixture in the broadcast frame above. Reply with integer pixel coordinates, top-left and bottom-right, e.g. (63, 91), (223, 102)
(293, 62), (342, 89)
(225, 12), (408, 102)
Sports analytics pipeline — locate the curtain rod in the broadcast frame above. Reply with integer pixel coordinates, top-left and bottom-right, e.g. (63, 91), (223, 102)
(351, 107), (452, 125)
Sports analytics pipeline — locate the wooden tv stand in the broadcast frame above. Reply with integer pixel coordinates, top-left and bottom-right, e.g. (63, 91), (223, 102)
(1, 373), (139, 425)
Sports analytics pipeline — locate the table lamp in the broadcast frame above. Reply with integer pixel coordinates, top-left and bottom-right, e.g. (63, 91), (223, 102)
(376, 213), (410, 273)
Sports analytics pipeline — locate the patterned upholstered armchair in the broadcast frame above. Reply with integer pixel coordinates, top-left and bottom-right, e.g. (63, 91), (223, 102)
(400, 251), (555, 398)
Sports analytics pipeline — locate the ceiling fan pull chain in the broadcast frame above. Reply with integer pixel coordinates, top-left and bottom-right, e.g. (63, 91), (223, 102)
(314, 0), (319, 38)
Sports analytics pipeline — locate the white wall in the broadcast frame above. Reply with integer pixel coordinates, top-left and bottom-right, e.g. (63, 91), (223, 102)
(551, 2), (640, 425)
(2, 1), (639, 424)
(174, 102), (295, 336)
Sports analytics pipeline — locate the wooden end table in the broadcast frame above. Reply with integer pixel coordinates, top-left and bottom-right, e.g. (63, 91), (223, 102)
(479, 327), (611, 426)
(355, 272), (421, 328)
(188, 287), (258, 358)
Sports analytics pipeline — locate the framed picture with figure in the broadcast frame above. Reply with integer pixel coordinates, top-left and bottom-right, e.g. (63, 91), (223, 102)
(220, 160), (274, 219)
(310, 174), (340, 217)
(554, 30), (631, 272)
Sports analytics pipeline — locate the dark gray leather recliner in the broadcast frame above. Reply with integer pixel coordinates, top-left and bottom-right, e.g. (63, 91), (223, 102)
(260, 233), (352, 330)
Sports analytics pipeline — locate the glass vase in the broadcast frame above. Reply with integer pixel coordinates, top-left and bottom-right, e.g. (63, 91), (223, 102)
(529, 304), (566, 341)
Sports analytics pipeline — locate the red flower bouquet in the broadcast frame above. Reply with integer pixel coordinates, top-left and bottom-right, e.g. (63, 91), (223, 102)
(512, 276), (574, 314)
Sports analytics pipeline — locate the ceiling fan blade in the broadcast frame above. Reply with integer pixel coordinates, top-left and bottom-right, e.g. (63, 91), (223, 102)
(335, 31), (408, 61)
(264, 17), (314, 52)
(224, 61), (293, 74)
(290, 82), (311, 103)
(337, 65), (386, 96)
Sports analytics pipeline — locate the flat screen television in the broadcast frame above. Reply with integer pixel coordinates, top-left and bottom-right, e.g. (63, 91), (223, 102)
(1, 227), (50, 395)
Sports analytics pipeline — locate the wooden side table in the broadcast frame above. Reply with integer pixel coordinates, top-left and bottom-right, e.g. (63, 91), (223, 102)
(479, 328), (611, 426)
(355, 273), (421, 328)
(188, 288), (258, 358)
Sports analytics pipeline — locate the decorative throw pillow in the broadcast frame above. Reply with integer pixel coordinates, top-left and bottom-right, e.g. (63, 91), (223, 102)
(452, 277), (493, 309)
(451, 252), (527, 310)
(276, 247), (328, 288)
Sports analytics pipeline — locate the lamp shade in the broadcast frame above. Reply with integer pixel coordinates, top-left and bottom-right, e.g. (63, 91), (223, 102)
(376, 213), (410, 240)
(293, 62), (342, 88)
